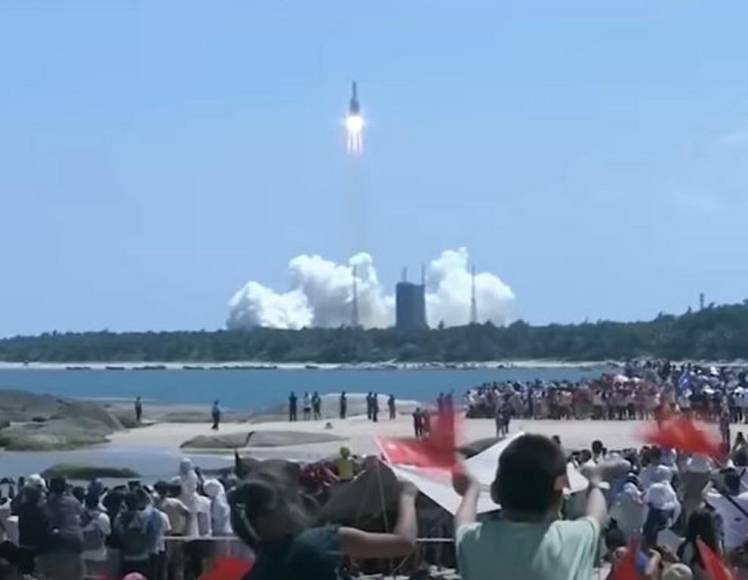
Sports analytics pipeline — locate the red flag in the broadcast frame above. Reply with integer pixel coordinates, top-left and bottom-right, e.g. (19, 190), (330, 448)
(611, 544), (639, 580)
(697, 539), (732, 580)
(377, 411), (457, 469)
(199, 557), (254, 580)
(643, 415), (722, 458)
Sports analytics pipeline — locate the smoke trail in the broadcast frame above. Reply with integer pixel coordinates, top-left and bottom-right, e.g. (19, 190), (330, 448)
(227, 248), (516, 330)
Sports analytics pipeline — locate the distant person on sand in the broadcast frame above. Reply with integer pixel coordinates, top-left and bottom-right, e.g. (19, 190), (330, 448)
(388, 394), (396, 420)
(288, 392), (297, 422)
(339, 392), (347, 420)
(372, 393), (379, 423)
(135, 397), (143, 424)
(303, 392), (311, 421)
(412, 408), (423, 438)
(312, 391), (322, 420)
(366, 392), (373, 420)
(211, 400), (221, 430)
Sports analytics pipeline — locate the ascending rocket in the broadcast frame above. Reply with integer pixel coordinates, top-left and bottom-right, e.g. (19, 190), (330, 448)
(345, 81), (364, 155)
(349, 82), (360, 116)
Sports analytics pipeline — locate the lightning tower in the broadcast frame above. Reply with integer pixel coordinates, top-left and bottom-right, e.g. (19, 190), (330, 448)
(469, 265), (478, 325)
(351, 265), (360, 328)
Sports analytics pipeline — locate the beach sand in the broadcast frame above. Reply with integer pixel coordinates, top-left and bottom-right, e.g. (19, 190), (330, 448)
(108, 414), (662, 463)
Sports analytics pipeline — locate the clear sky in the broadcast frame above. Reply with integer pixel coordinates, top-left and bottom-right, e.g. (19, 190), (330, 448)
(2, 1), (748, 336)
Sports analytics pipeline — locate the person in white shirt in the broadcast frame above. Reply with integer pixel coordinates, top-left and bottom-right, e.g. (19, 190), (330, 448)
(706, 470), (748, 553)
(642, 465), (680, 547)
(203, 479), (232, 536)
(81, 494), (111, 577)
(639, 448), (673, 490)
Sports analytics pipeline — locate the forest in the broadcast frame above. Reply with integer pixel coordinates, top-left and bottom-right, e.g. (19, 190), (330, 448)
(1, 301), (747, 363)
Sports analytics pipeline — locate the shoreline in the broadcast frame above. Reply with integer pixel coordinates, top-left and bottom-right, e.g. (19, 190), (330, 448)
(0, 360), (619, 371)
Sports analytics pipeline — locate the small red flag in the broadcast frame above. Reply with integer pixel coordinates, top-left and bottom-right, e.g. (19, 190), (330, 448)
(643, 415), (722, 458)
(611, 544), (640, 580)
(377, 411), (457, 469)
(697, 539), (732, 580)
(199, 557), (254, 580)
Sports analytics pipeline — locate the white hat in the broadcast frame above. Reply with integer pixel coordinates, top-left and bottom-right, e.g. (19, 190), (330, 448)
(686, 455), (711, 473)
(27, 474), (45, 489)
(662, 563), (693, 580)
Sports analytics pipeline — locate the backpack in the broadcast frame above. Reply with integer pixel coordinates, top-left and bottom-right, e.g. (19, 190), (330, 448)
(81, 509), (106, 553)
(117, 511), (149, 558)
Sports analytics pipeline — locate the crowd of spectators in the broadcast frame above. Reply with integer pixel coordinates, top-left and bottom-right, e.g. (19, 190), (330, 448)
(464, 360), (748, 427)
(0, 458), (236, 580)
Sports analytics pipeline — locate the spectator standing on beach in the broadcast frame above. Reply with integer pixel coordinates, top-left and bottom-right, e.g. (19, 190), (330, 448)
(494, 405), (504, 437)
(388, 394), (396, 420)
(211, 400), (221, 431)
(412, 408), (423, 438)
(37, 477), (85, 580)
(720, 408), (731, 448)
(366, 392), (374, 420)
(289, 392), (298, 422)
(135, 397), (143, 424)
(453, 434), (606, 580)
(372, 393), (380, 423)
(301, 392), (310, 421)
(312, 391), (322, 420)
(339, 391), (347, 420)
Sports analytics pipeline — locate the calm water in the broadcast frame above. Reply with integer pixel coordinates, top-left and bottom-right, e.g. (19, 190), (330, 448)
(0, 366), (606, 409)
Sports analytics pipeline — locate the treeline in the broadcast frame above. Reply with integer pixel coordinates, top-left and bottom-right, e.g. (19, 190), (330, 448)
(2, 301), (748, 363)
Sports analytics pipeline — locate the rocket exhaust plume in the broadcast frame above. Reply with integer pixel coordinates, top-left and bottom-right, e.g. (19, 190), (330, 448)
(346, 81), (364, 155)
(227, 248), (517, 330)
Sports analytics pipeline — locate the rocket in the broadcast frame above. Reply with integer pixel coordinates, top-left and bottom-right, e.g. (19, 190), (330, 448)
(349, 82), (360, 116)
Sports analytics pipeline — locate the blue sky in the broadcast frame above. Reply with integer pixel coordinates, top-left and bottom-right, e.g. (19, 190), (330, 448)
(1, 1), (748, 336)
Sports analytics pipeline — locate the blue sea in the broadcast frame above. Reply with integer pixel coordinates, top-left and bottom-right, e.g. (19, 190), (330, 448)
(0, 366), (607, 410)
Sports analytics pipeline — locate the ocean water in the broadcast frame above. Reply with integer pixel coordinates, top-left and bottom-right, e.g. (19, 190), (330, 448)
(0, 366), (605, 410)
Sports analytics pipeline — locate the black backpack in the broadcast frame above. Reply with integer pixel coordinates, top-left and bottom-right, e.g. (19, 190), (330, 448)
(117, 511), (149, 557)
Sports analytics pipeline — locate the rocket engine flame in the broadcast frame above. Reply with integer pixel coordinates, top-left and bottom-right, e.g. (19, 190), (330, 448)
(346, 114), (364, 155)
(346, 81), (364, 155)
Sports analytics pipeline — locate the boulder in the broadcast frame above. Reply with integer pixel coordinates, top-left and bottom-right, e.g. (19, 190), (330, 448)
(182, 430), (344, 450)
(0, 418), (112, 451)
(0, 390), (123, 430)
(42, 463), (140, 480)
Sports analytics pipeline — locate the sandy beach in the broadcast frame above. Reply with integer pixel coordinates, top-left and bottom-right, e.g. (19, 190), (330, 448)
(108, 413), (663, 464)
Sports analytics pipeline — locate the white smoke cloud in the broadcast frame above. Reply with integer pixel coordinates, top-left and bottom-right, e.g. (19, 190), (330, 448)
(227, 248), (516, 330)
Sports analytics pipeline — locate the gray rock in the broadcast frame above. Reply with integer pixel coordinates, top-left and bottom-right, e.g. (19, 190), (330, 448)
(181, 430), (344, 450)
(42, 463), (140, 480)
(0, 390), (124, 451)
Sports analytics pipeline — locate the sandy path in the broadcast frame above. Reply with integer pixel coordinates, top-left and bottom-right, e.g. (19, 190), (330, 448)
(108, 415), (656, 462)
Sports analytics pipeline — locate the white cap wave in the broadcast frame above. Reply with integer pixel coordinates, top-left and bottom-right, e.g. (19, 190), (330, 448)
(227, 248), (516, 329)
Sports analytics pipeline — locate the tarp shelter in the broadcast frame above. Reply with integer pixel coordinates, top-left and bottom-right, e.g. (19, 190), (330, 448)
(388, 432), (589, 515)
